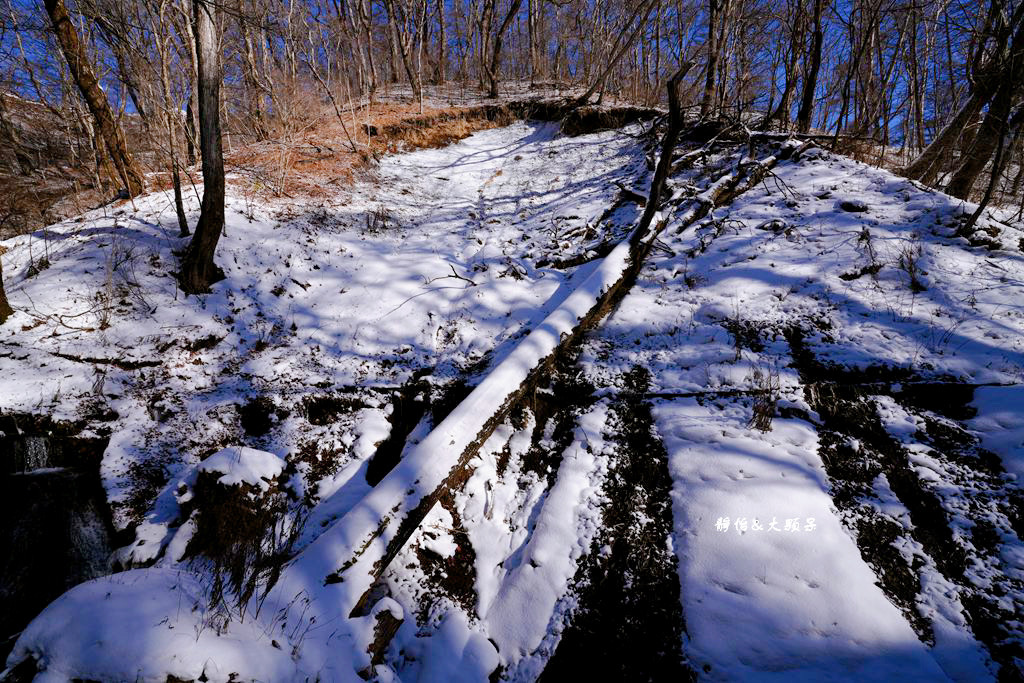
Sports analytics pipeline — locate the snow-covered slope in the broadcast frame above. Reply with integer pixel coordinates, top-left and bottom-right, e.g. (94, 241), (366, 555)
(2, 119), (1023, 681)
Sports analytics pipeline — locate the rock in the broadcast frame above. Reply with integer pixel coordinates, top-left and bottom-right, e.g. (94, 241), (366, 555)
(840, 199), (869, 213)
(756, 219), (788, 234)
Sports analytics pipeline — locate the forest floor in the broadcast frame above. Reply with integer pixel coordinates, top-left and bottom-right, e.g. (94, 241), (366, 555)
(1, 110), (1024, 681)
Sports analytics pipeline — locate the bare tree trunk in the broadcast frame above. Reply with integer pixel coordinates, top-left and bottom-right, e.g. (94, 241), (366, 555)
(575, 0), (657, 105)
(700, 0), (719, 117)
(238, 2), (270, 140)
(795, 0), (823, 132)
(962, 107), (1024, 233)
(385, 0), (425, 97)
(946, 82), (1015, 199)
(639, 61), (694, 231)
(902, 88), (989, 183)
(179, 0), (226, 294)
(765, 0), (804, 128)
(44, 0), (145, 196)
(157, 0), (190, 238)
(484, 0), (524, 97)
(436, 0), (447, 82)
(0, 247), (13, 325)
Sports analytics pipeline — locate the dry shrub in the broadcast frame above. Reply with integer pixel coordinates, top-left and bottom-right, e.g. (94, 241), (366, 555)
(896, 237), (927, 293)
(185, 470), (303, 627)
(748, 365), (780, 432)
(223, 97), (517, 200)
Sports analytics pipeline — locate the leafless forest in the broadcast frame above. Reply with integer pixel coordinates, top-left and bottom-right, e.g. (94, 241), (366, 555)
(3, 0), (1024, 227)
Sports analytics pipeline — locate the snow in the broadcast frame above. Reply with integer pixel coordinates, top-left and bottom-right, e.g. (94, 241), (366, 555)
(482, 407), (609, 665)
(2, 119), (650, 680)
(197, 446), (285, 491)
(5, 116), (1024, 681)
(652, 399), (984, 681)
(397, 610), (499, 683)
(6, 569), (296, 683)
(577, 142), (1024, 680)
(970, 386), (1024, 481)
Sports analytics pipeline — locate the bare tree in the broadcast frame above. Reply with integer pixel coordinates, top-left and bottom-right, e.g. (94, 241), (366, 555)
(0, 246), (13, 325)
(43, 0), (145, 197)
(483, 0), (524, 97)
(179, 0), (226, 294)
(795, 0), (824, 132)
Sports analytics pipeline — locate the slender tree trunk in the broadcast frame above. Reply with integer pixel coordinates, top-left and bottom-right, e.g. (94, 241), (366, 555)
(437, 0), (447, 83)
(700, 0), (719, 117)
(179, 0), (226, 294)
(962, 108), (1024, 233)
(766, 1), (803, 128)
(903, 87), (990, 184)
(239, 5), (270, 140)
(0, 247), (13, 325)
(157, 1), (190, 237)
(575, 0), (657, 104)
(485, 0), (524, 97)
(44, 0), (145, 196)
(795, 0), (824, 133)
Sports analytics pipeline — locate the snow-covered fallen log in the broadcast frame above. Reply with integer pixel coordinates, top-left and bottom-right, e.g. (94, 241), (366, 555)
(261, 144), (806, 675)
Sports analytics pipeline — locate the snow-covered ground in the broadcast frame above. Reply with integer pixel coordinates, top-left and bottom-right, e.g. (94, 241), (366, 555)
(2, 117), (1023, 681)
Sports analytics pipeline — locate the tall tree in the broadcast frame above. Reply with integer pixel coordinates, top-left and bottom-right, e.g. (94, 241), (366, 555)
(179, 0), (226, 294)
(43, 0), (145, 196)
(483, 0), (524, 97)
(700, 0), (721, 117)
(0, 246), (13, 325)
(795, 0), (824, 132)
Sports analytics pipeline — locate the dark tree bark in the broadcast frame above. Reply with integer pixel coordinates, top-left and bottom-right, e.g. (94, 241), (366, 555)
(902, 88), (990, 184)
(179, 0), (226, 294)
(484, 0), (524, 97)
(765, 0), (804, 128)
(43, 0), (145, 197)
(700, 0), (720, 118)
(436, 0), (447, 83)
(946, 82), (1015, 200)
(185, 100), (197, 166)
(795, 0), (824, 133)
(0, 247), (14, 325)
(638, 62), (694, 233)
(961, 107), (1024, 233)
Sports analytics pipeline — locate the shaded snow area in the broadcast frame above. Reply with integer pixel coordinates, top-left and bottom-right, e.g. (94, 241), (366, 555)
(579, 145), (1024, 681)
(3, 119), (1024, 682)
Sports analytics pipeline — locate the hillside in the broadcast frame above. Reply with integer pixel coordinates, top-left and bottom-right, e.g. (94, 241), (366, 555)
(1, 111), (1023, 681)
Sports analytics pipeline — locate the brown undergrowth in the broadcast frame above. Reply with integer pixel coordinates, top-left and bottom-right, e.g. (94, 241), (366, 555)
(223, 99), (518, 201)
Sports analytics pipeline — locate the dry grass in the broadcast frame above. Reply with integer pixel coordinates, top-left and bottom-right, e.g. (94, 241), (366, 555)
(221, 93), (520, 201)
(0, 81), (652, 230)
